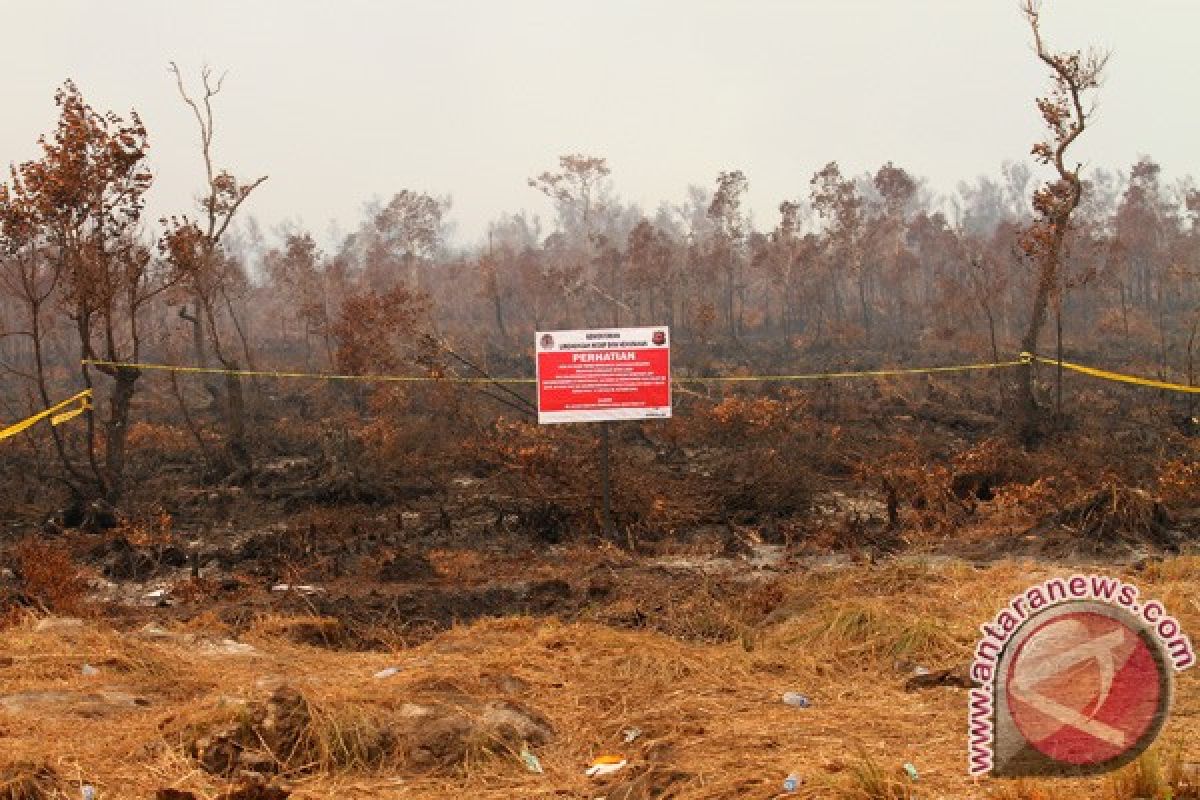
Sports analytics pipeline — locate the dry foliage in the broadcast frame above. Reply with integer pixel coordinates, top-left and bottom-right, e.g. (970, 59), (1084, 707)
(1158, 454), (1200, 508)
(125, 421), (196, 458)
(8, 537), (90, 616)
(1054, 482), (1172, 543)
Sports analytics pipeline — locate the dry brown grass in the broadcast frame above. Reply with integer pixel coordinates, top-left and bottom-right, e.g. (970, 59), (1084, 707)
(0, 762), (61, 800)
(1101, 743), (1200, 800)
(0, 557), (1194, 798)
(989, 744), (1200, 800)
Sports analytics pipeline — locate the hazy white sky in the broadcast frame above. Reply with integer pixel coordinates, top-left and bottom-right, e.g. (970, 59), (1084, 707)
(3, 1), (1198, 247)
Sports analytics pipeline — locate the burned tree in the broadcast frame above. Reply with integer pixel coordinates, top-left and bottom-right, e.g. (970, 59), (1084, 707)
(165, 62), (267, 477)
(707, 170), (749, 340)
(528, 154), (611, 239)
(1016, 1), (1108, 442)
(810, 161), (864, 337)
(1, 81), (161, 504)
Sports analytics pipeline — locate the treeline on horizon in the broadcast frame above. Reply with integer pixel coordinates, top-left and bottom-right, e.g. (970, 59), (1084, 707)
(1, 62), (1197, 505)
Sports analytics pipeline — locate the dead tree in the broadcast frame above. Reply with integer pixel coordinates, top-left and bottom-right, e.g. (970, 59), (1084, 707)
(1016, 1), (1108, 443)
(166, 62), (267, 477)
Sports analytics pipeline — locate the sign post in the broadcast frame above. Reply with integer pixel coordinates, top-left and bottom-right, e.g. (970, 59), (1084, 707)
(600, 422), (612, 537)
(535, 327), (672, 538)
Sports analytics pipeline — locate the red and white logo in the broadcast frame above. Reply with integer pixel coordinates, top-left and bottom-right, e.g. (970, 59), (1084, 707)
(968, 577), (1191, 778)
(1005, 610), (1165, 767)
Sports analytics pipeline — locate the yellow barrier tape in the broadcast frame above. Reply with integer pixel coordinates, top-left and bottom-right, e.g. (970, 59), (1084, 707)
(81, 359), (535, 384)
(83, 357), (1023, 385)
(1021, 352), (1200, 394)
(676, 360), (1025, 383)
(0, 390), (93, 442)
(50, 396), (93, 426)
(81, 355), (1200, 393)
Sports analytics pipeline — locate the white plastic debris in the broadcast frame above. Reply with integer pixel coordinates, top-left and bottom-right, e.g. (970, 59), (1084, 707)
(622, 727), (642, 743)
(81, 663), (100, 677)
(586, 755), (627, 777)
(271, 584), (324, 595)
(520, 744), (544, 774)
(373, 666), (402, 680)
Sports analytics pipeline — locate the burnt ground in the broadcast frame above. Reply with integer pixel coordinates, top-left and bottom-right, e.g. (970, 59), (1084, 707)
(6, 367), (1197, 647)
(0, 388), (1198, 799)
(7, 445), (1195, 654)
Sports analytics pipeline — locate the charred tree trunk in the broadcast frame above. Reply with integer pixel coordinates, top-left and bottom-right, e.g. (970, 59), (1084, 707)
(223, 365), (251, 478)
(102, 366), (139, 504)
(1018, 235), (1060, 443)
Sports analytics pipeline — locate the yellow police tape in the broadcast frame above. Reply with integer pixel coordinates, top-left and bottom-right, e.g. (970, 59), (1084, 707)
(677, 359), (1025, 382)
(80, 359), (535, 384)
(0, 389), (93, 442)
(79, 355), (1200, 393)
(1020, 352), (1200, 394)
(6, 356), (1190, 444)
(82, 357), (1023, 385)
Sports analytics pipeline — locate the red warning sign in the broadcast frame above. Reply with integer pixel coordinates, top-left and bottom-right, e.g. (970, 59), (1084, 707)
(536, 327), (671, 424)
